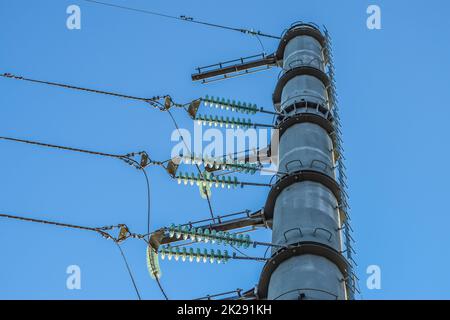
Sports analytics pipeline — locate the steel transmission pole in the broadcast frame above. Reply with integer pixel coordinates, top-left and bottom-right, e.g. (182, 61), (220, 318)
(257, 23), (355, 300)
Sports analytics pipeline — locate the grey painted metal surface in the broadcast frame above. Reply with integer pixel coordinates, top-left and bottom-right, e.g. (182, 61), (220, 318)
(271, 181), (341, 252)
(267, 255), (345, 300)
(283, 35), (325, 72)
(280, 75), (328, 110)
(279, 122), (335, 178)
(266, 25), (348, 300)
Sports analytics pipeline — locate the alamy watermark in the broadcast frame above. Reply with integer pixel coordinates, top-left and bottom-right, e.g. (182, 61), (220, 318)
(366, 264), (382, 290)
(66, 5), (81, 30)
(66, 265), (81, 290)
(367, 5), (382, 30)
(170, 124), (279, 175)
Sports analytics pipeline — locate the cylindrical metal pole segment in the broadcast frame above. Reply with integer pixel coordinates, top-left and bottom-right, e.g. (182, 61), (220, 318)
(258, 23), (352, 300)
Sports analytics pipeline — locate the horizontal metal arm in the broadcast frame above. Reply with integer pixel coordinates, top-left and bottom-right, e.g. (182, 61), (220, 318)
(192, 54), (277, 82)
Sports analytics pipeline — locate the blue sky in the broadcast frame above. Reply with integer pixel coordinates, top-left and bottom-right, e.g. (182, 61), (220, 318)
(1, 0), (450, 300)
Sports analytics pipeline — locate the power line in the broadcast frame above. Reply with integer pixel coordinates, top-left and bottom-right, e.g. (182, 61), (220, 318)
(0, 16), (279, 299)
(166, 109), (217, 223)
(0, 136), (131, 161)
(141, 169), (152, 240)
(146, 244), (170, 300)
(254, 35), (266, 54)
(0, 212), (158, 299)
(115, 242), (142, 300)
(0, 135), (172, 298)
(231, 244), (251, 258)
(231, 253), (267, 262)
(0, 135), (160, 241)
(83, 0), (281, 40)
(204, 190), (215, 223)
(155, 277), (169, 300)
(0, 213), (126, 240)
(135, 167), (163, 301)
(0, 135), (165, 169)
(0, 72), (168, 109)
(0, 135), (170, 297)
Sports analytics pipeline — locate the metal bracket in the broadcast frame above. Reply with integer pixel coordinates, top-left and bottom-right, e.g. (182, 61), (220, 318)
(285, 159), (304, 172)
(139, 152), (150, 168)
(165, 159), (180, 178)
(283, 228), (304, 242)
(117, 225), (130, 243)
(313, 227), (333, 242)
(310, 159), (332, 173)
(187, 99), (201, 119)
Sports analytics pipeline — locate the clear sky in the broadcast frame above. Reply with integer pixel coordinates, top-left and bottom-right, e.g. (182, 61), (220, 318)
(1, 0), (450, 300)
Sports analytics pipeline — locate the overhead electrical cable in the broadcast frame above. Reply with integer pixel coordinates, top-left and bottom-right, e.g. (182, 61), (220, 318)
(0, 213), (144, 298)
(0, 136), (140, 163)
(0, 213), (128, 240)
(166, 109), (217, 223)
(0, 135), (158, 233)
(0, 136), (161, 289)
(82, 0), (281, 40)
(0, 6), (307, 299)
(0, 135), (174, 300)
(115, 242), (142, 300)
(141, 168), (152, 240)
(0, 72), (169, 110)
(155, 277), (169, 300)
